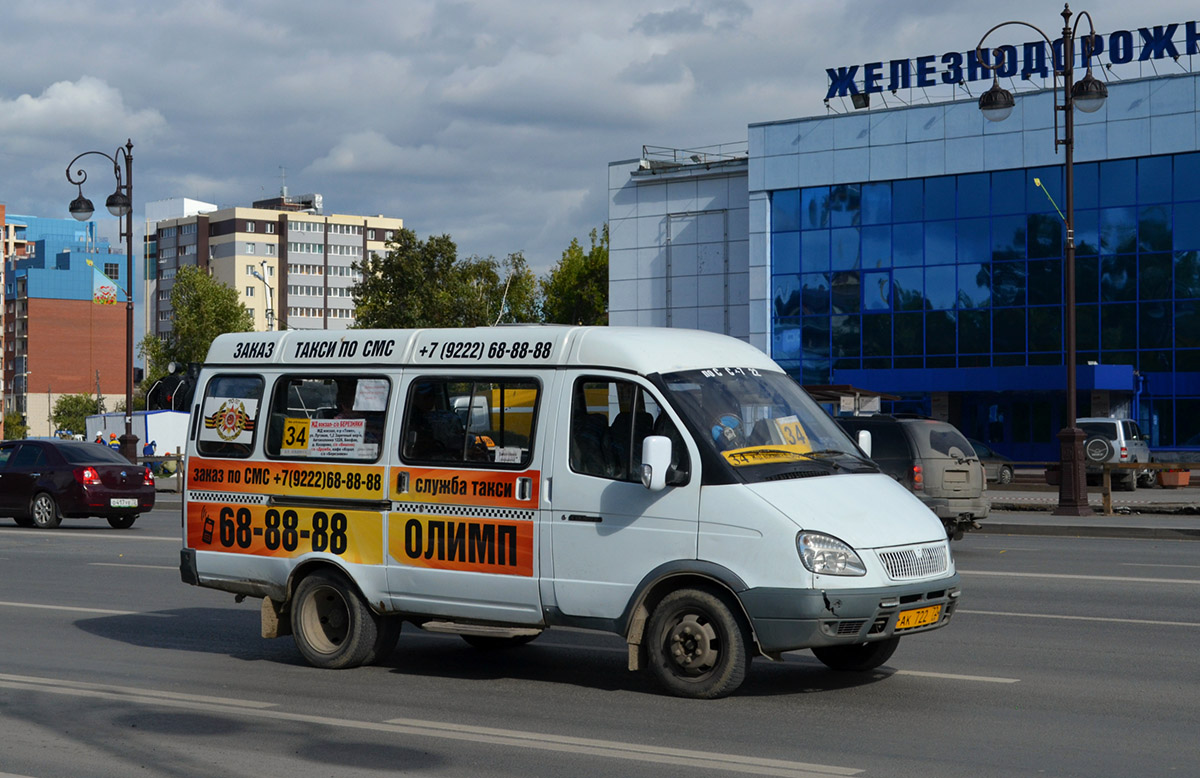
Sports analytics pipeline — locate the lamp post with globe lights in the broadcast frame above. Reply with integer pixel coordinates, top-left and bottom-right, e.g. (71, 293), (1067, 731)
(976, 5), (1107, 515)
(65, 139), (138, 462)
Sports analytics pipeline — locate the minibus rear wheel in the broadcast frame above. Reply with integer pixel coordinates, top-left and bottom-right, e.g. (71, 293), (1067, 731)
(811, 636), (900, 672)
(292, 569), (391, 669)
(645, 588), (749, 699)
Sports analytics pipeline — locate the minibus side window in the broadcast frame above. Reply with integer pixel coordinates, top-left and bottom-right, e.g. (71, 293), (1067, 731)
(196, 375), (265, 458)
(570, 378), (689, 484)
(264, 375), (389, 462)
(401, 377), (538, 467)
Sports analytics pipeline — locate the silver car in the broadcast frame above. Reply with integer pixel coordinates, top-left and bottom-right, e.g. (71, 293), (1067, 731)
(1077, 417), (1153, 491)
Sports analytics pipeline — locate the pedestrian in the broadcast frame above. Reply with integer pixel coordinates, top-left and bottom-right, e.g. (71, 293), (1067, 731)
(142, 440), (158, 473)
(94, 432), (105, 445)
(108, 433), (120, 451)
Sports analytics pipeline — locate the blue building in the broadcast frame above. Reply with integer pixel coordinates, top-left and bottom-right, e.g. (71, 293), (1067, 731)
(608, 18), (1200, 460)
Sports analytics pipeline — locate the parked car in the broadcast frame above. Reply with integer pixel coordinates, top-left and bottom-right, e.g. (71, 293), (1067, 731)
(835, 415), (987, 540)
(1076, 417), (1153, 490)
(0, 439), (155, 529)
(966, 438), (1015, 485)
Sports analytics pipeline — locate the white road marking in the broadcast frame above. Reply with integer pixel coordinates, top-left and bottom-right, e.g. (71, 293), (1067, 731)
(958, 609), (1200, 628)
(89, 562), (176, 570)
(894, 670), (1019, 684)
(0, 528), (177, 541)
(0, 601), (157, 617)
(960, 569), (1200, 585)
(0, 673), (860, 778)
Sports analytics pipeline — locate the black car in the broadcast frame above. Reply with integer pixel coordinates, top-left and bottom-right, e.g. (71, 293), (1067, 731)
(0, 439), (156, 529)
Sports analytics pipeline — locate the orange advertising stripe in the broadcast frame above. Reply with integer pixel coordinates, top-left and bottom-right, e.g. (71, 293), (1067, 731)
(387, 513), (534, 577)
(186, 502), (384, 565)
(395, 468), (539, 509)
(187, 457), (386, 500)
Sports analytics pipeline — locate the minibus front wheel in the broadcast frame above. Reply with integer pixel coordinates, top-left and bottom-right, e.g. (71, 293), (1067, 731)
(645, 588), (749, 699)
(291, 569), (399, 669)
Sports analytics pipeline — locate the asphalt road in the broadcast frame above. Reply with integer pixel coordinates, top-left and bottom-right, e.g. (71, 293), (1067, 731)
(1, 504), (1197, 777)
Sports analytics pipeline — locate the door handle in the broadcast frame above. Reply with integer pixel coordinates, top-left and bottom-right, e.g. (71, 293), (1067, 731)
(565, 514), (602, 523)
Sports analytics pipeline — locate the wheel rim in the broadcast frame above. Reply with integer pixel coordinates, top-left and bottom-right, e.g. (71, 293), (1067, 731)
(298, 584), (351, 655)
(32, 496), (53, 526)
(663, 612), (720, 677)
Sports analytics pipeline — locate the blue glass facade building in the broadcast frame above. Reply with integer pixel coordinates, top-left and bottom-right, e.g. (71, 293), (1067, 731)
(610, 33), (1200, 461)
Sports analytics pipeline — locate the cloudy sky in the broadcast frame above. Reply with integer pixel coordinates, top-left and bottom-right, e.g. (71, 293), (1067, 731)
(2, 0), (1196, 275)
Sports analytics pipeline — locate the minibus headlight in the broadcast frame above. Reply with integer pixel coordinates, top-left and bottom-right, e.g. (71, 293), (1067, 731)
(797, 532), (867, 576)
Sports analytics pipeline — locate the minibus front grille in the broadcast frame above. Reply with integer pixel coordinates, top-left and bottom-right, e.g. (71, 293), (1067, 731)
(878, 543), (949, 580)
(763, 468), (832, 481)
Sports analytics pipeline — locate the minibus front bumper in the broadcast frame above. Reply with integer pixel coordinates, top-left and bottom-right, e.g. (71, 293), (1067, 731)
(738, 574), (961, 654)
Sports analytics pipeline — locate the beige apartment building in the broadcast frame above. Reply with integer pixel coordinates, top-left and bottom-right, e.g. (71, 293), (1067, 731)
(151, 197), (402, 334)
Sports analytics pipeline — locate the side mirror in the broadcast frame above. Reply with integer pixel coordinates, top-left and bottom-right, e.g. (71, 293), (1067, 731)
(641, 435), (671, 491)
(857, 429), (872, 458)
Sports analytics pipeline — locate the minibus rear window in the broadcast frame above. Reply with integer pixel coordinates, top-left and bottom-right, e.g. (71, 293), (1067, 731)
(401, 377), (539, 467)
(264, 375), (390, 462)
(196, 375), (265, 458)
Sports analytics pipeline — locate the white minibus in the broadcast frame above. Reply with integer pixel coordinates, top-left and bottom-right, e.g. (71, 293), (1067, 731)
(180, 326), (960, 698)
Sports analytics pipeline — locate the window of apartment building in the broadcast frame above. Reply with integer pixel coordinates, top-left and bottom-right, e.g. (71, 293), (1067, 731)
(246, 243), (255, 255)
(265, 245), (276, 256)
(246, 221), (255, 233)
(180, 223), (197, 235)
(265, 222), (275, 234)
(367, 229), (376, 240)
(104, 263), (120, 279)
(245, 287), (255, 297)
(385, 231), (394, 240)
(180, 244), (196, 256)
(161, 227), (177, 238)
(246, 264), (255, 276)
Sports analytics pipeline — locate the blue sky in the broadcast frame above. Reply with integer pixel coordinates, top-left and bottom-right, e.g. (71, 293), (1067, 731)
(2, 0), (1195, 274)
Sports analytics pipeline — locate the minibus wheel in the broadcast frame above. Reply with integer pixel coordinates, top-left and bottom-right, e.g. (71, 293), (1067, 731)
(811, 636), (899, 672)
(645, 588), (749, 699)
(292, 570), (389, 669)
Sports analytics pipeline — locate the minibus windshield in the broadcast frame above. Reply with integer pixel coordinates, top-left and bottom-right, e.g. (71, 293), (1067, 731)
(661, 367), (870, 474)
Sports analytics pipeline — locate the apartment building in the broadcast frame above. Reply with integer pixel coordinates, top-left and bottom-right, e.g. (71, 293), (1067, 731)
(151, 195), (402, 333)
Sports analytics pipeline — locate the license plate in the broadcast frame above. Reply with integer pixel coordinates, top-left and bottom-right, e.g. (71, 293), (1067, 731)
(895, 604), (942, 630)
(943, 470), (967, 483)
(110, 497), (139, 508)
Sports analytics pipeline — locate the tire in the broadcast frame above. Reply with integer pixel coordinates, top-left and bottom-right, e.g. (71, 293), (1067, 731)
(30, 493), (62, 529)
(812, 636), (900, 672)
(1119, 473), (1137, 492)
(998, 466), (1014, 485)
(461, 633), (539, 650)
(291, 570), (392, 669)
(1083, 436), (1114, 464)
(645, 588), (749, 699)
(107, 514), (138, 529)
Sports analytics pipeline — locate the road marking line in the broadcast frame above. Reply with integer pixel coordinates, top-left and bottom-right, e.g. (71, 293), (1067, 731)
(894, 670), (1019, 684)
(0, 601), (162, 617)
(0, 674), (860, 778)
(89, 562), (176, 570)
(960, 569), (1200, 585)
(958, 609), (1200, 628)
(0, 528), (177, 541)
(0, 673), (275, 709)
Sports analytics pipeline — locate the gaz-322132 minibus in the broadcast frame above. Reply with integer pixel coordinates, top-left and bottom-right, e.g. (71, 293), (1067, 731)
(179, 326), (960, 698)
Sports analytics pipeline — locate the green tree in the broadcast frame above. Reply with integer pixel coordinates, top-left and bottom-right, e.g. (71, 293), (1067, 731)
(139, 265), (254, 384)
(4, 411), (27, 440)
(352, 231), (540, 328)
(53, 393), (100, 436)
(541, 225), (608, 325)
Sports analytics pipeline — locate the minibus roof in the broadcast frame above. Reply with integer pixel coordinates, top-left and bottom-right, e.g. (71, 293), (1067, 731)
(205, 326), (780, 376)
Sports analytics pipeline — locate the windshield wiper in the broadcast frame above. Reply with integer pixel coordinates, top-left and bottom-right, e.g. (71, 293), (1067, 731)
(802, 448), (878, 470)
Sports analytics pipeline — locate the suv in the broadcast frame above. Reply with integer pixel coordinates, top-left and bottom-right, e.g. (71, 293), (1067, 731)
(1077, 417), (1153, 491)
(836, 415), (988, 540)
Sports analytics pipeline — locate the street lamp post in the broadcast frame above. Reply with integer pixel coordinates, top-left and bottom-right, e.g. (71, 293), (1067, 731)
(66, 139), (138, 463)
(977, 5), (1108, 516)
(250, 261), (275, 330)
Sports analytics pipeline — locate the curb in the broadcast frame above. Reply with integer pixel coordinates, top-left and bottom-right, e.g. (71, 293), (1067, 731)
(978, 522), (1200, 541)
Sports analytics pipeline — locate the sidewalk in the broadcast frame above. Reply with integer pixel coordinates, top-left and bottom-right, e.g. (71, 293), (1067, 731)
(982, 484), (1200, 541)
